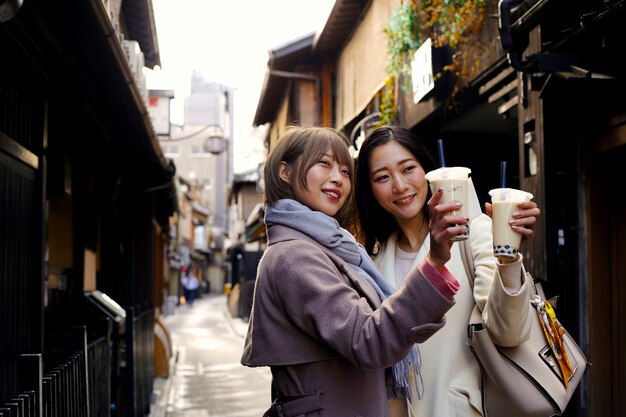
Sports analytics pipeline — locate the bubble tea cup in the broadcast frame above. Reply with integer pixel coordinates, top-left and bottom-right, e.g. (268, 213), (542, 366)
(425, 167), (471, 241)
(489, 188), (534, 260)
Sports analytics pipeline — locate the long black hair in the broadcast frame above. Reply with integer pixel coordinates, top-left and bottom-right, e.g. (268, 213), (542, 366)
(355, 126), (438, 254)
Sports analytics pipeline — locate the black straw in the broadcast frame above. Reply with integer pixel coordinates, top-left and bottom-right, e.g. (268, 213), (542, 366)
(437, 139), (446, 167)
(500, 161), (507, 188)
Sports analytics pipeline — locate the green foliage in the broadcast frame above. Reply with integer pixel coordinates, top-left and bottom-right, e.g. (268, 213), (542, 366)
(378, 76), (397, 127)
(384, 2), (423, 93)
(381, 0), (488, 114)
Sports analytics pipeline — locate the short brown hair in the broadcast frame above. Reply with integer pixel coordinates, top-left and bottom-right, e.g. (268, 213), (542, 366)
(264, 126), (355, 226)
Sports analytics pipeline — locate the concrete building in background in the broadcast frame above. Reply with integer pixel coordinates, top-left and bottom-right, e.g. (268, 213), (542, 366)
(158, 72), (234, 294)
(162, 73), (234, 224)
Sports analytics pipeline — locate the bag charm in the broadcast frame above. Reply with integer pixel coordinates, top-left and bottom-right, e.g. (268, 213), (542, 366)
(532, 296), (575, 388)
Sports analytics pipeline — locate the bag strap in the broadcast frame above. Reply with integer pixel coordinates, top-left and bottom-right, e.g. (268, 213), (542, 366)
(459, 238), (475, 289)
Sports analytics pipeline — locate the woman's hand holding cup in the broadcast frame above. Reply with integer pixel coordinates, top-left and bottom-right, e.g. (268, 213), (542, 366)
(485, 200), (540, 247)
(426, 188), (469, 271)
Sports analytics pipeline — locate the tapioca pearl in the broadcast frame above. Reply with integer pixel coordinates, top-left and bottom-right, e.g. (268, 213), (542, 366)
(494, 245), (518, 257)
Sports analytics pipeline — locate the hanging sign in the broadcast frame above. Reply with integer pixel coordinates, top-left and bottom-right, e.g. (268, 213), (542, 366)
(411, 38), (435, 104)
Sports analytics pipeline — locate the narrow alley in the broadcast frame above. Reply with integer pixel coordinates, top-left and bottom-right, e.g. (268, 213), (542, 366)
(150, 295), (271, 417)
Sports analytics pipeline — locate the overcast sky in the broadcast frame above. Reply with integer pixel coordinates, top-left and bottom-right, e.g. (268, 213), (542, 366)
(145, 0), (336, 172)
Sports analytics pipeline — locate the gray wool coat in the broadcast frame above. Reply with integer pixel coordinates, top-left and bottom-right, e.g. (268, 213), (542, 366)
(241, 225), (456, 417)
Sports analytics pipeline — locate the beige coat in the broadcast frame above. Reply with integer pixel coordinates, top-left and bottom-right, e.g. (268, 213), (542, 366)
(375, 214), (533, 417)
(242, 225), (456, 417)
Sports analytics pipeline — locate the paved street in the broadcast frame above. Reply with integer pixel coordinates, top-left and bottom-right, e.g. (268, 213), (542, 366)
(150, 294), (272, 417)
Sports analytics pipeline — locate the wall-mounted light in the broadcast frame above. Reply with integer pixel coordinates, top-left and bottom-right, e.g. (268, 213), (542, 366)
(204, 134), (226, 155)
(203, 125), (226, 155)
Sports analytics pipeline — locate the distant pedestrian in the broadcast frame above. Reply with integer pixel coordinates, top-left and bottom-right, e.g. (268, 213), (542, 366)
(181, 267), (199, 307)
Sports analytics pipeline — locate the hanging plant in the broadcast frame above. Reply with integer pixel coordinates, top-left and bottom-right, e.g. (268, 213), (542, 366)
(384, 1), (422, 93)
(382, 0), (488, 113)
(378, 76), (398, 127)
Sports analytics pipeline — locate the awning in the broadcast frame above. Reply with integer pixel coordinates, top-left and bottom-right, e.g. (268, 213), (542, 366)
(245, 203), (266, 243)
(253, 33), (316, 127)
(120, 0), (161, 68)
(500, 0), (625, 74)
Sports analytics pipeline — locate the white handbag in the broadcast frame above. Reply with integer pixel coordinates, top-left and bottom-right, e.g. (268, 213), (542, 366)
(460, 238), (589, 417)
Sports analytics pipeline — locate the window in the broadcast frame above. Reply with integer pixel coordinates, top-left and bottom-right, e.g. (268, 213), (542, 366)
(162, 145), (179, 157)
(194, 225), (206, 249)
(191, 145), (211, 157)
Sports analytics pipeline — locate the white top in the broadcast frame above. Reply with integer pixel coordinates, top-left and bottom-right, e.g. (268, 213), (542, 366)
(375, 214), (533, 417)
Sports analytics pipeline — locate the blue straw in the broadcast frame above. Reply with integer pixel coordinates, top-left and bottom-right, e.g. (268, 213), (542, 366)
(437, 139), (446, 167)
(500, 161), (507, 188)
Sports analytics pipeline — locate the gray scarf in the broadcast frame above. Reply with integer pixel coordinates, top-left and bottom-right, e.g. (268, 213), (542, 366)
(265, 199), (423, 401)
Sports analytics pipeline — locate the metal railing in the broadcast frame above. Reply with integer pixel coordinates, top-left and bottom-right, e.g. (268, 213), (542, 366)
(88, 336), (110, 417)
(0, 327), (112, 417)
(42, 350), (89, 417)
(122, 305), (154, 417)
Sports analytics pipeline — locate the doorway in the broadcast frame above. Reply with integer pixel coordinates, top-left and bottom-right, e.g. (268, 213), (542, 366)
(587, 120), (626, 417)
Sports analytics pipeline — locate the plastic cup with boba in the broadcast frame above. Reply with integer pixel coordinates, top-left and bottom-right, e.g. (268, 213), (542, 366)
(488, 187), (534, 260)
(425, 166), (472, 242)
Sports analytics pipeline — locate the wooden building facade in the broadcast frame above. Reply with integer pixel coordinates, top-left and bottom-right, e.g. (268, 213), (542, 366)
(252, 0), (626, 415)
(1, 0), (177, 416)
